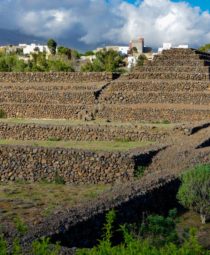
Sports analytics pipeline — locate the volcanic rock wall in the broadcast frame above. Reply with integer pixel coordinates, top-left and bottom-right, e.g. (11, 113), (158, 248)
(0, 145), (135, 184)
(0, 122), (172, 142)
(99, 48), (210, 122)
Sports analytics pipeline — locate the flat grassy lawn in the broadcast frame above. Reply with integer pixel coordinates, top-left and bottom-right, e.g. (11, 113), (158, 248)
(0, 139), (153, 151)
(0, 118), (176, 129)
(0, 182), (110, 226)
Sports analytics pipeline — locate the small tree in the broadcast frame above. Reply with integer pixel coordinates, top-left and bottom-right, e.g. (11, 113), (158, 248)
(199, 44), (210, 53)
(177, 165), (210, 224)
(57, 46), (72, 59)
(47, 39), (57, 55)
(137, 54), (147, 66)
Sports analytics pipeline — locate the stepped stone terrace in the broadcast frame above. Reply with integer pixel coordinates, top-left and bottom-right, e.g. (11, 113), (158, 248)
(0, 49), (210, 250)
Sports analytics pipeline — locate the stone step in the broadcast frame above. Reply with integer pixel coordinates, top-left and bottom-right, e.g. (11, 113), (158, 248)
(145, 59), (210, 66)
(0, 90), (97, 104)
(135, 66), (210, 73)
(161, 48), (196, 55)
(125, 72), (210, 81)
(0, 122), (172, 142)
(0, 72), (114, 83)
(97, 103), (210, 123)
(161, 49), (210, 57)
(154, 54), (210, 61)
(107, 79), (210, 92)
(0, 103), (93, 119)
(100, 91), (210, 105)
(0, 82), (105, 91)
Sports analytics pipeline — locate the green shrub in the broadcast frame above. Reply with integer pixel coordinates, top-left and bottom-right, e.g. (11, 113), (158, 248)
(14, 217), (28, 235)
(47, 137), (62, 142)
(77, 210), (209, 255)
(0, 109), (6, 118)
(53, 172), (66, 185)
(0, 236), (60, 255)
(81, 49), (124, 72)
(32, 237), (60, 255)
(161, 120), (170, 124)
(140, 209), (178, 246)
(134, 166), (146, 178)
(0, 235), (7, 254)
(137, 54), (147, 66)
(114, 138), (132, 143)
(177, 164), (210, 224)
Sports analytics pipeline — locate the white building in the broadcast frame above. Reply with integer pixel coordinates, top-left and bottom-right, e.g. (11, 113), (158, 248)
(127, 56), (137, 69)
(19, 44), (50, 55)
(118, 46), (129, 55)
(158, 43), (189, 53)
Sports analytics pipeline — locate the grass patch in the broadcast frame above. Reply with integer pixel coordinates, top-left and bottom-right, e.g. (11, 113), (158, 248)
(0, 182), (110, 225)
(0, 118), (176, 129)
(47, 137), (62, 142)
(0, 139), (153, 151)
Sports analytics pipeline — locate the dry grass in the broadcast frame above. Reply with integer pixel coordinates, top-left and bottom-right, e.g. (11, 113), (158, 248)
(0, 139), (153, 151)
(0, 182), (110, 226)
(177, 211), (210, 249)
(0, 118), (176, 129)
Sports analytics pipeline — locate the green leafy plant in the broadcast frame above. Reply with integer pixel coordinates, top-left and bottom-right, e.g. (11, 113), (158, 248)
(47, 137), (62, 142)
(0, 109), (6, 118)
(137, 54), (147, 66)
(0, 235), (7, 255)
(32, 237), (60, 255)
(47, 39), (57, 55)
(134, 166), (146, 178)
(77, 210), (209, 255)
(177, 164), (210, 224)
(140, 209), (178, 246)
(199, 44), (210, 53)
(161, 120), (170, 124)
(81, 49), (124, 72)
(14, 217), (28, 235)
(53, 172), (66, 185)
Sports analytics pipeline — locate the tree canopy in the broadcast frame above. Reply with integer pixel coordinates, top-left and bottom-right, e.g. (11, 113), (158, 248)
(199, 44), (210, 53)
(81, 49), (124, 72)
(47, 39), (57, 55)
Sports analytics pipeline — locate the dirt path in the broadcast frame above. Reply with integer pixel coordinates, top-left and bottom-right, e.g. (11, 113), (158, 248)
(147, 125), (210, 175)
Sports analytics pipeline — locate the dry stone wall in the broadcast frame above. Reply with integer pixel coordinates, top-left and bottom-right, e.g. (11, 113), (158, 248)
(0, 123), (172, 142)
(146, 59), (210, 66)
(0, 82), (105, 91)
(100, 91), (210, 105)
(0, 90), (96, 104)
(0, 72), (114, 83)
(124, 72), (210, 80)
(0, 145), (135, 184)
(0, 103), (92, 119)
(108, 80), (209, 92)
(98, 49), (210, 123)
(136, 66), (210, 73)
(97, 105), (210, 123)
(0, 49), (209, 123)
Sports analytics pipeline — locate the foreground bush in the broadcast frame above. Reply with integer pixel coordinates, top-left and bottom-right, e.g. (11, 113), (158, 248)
(177, 164), (210, 224)
(0, 236), (60, 255)
(77, 210), (209, 255)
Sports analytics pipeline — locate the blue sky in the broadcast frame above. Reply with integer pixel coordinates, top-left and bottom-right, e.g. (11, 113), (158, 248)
(126, 0), (209, 11)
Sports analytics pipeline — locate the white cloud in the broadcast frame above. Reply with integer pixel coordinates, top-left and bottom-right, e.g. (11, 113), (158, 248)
(0, 0), (210, 49)
(17, 9), (78, 37)
(111, 0), (210, 48)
